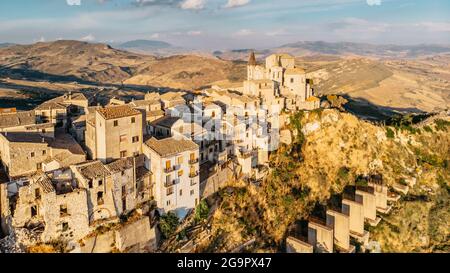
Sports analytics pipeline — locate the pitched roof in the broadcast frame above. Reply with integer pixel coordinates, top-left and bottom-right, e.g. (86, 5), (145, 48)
(34, 174), (55, 194)
(97, 105), (141, 120)
(0, 132), (51, 144)
(160, 91), (186, 101)
(130, 99), (161, 107)
(0, 111), (36, 128)
(144, 137), (198, 157)
(150, 115), (181, 129)
(76, 161), (111, 180)
(106, 157), (134, 173)
(35, 101), (67, 111)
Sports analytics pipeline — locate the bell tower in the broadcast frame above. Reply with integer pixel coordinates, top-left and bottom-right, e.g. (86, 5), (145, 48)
(247, 51), (257, 81)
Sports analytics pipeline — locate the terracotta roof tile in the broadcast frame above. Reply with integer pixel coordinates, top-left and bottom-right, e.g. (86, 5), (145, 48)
(144, 137), (198, 157)
(97, 105), (141, 120)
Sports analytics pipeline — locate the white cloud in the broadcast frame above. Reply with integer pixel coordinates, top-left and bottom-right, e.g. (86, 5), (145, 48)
(223, 0), (250, 8)
(234, 29), (254, 36)
(80, 34), (95, 41)
(366, 0), (381, 6)
(180, 0), (206, 10)
(150, 33), (160, 39)
(187, 30), (202, 36)
(413, 22), (450, 32)
(66, 0), (81, 6)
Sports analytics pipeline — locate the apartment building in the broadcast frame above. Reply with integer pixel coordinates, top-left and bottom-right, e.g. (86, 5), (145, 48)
(143, 137), (199, 218)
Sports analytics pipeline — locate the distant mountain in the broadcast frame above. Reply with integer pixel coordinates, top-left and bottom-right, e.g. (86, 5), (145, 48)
(0, 43), (16, 48)
(118, 40), (172, 50)
(277, 41), (450, 58)
(0, 40), (246, 90)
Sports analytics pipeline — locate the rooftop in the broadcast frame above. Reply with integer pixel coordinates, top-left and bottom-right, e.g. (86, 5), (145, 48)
(106, 157), (134, 173)
(35, 101), (67, 111)
(285, 67), (306, 75)
(150, 115), (181, 129)
(145, 136), (198, 157)
(130, 99), (161, 107)
(0, 111), (36, 128)
(97, 105), (141, 120)
(76, 161), (111, 180)
(0, 132), (52, 144)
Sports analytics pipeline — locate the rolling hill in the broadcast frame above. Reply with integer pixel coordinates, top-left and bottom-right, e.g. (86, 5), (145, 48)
(0, 40), (247, 90)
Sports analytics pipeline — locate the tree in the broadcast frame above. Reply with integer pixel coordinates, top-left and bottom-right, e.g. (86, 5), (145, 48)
(194, 200), (210, 223)
(159, 212), (179, 239)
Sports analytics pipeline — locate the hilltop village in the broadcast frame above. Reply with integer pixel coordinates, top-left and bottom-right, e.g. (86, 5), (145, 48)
(0, 53), (322, 252)
(0, 53), (411, 253)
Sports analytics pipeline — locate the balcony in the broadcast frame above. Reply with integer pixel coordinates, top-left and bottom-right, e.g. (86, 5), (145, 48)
(164, 165), (180, 173)
(164, 179), (179, 187)
(189, 171), (199, 178)
(189, 158), (199, 164)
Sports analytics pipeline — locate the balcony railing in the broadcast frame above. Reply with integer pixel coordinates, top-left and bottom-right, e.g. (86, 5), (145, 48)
(189, 158), (199, 164)
(164, 165), (180, 173)
(189, 171), (199, 178)
(164, 179), (179, 187)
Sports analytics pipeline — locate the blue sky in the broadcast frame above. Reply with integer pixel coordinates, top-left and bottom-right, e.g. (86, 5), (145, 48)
(0, 0), (449, 49)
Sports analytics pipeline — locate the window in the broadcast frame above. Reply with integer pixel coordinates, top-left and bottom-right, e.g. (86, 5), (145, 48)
(212, 111), (216, 118)
(122, 185), (126, 197)
(42, 129), (46, 133)
(35, 188), (41, 200)
(120, 134), (127, 142)
(60, 204), (68, 217)
(131, 117), (136, 123)
(62, 222), (69, 232)
(178, 170), (183, 177)
(190, 190), (195, 196)
(290, 78), (294, 83)
(177, 156), (183, 165)
(166, 187), (174, 196)
(36, 163), (42, 170)
(195, 198), (198, 206)
(190, 153), (195, 162)
(30, 152), (35, 158)
(165, 160), (171, 171)
(114, 120), (119, 127)
(132, 136), (139, 143)
(166, 200), (171, 206)
(97, 192), (104, 205)
(31, 206), (37, 217)
(42, 150), (46, 156)
(120, 151), (127, 158)
(179, 189), (183, 196)
(98, 179), (103, 186)
(88, 180), (93, 188)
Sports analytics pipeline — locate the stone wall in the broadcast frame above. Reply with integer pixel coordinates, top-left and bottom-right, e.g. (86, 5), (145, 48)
(114, 217), (156, 252)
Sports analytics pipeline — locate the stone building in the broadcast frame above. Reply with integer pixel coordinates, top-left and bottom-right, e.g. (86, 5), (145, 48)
(34, 92), (89, 129)
(8, 173), (91, 242)
(85, 105), (143, 163)
(71, 161), (117, 224)
(0, 132), (85, 180)
(143, 137), (200, 219)
(243, 52), (319, 111)
(105, 156), (153, 215)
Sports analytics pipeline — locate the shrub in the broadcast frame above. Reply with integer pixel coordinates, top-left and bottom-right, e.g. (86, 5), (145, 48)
(159, 212), (179, 239)
(435, 119), (450, 132)
(423, 126), (433, 133)
(386, 127), (395, 139)
(194, 200), (210, 223)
